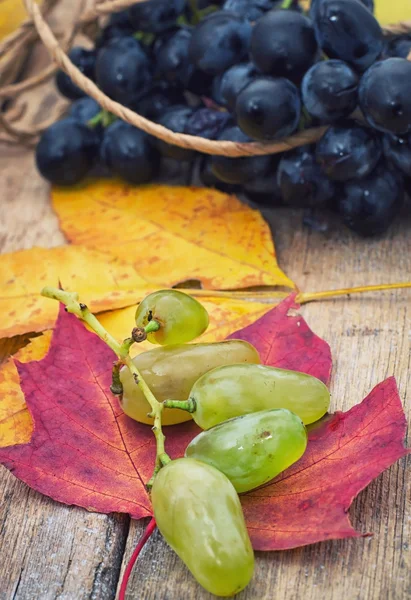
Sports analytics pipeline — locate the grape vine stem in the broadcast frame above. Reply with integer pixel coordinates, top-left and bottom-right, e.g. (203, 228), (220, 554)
(41, 286), (171, 483)
(296, 282), (411, 304)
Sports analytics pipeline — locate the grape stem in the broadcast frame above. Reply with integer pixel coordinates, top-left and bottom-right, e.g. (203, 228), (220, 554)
(118, 518), (157, 600)
(41, 286), (171, 483)
(145, 320), (161, 334)
(163, 399), (197, 413)
(87, 112), (104, 128)
(296, 282), (411, 304)
(188, 0), (200, 24)
(87, 109), (116, 129)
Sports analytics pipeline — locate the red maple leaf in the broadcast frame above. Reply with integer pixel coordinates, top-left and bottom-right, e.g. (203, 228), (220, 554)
(242, 376), (409, 550)
(0, 296), (408, 550)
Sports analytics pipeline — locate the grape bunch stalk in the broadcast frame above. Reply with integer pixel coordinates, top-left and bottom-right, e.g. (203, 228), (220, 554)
(42, 286), (331, 597)
(33, 0), (411, 238)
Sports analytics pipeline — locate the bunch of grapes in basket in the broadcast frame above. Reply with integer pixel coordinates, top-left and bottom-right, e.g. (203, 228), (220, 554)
(36, 0), (411, 237)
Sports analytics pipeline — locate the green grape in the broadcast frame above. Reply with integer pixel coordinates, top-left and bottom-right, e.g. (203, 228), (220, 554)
(189, 363), (330, 429)
(120, 340), (260, 425)
(185, 409), (307, 493)
(135, 289), (209, 345)
(151, 458), (254, 597)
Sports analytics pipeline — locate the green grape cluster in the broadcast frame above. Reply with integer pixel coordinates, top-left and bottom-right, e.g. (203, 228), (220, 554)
(118, 289), (330, 597)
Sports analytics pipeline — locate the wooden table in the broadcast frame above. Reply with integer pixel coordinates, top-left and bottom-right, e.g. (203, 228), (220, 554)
(0, 141), (410, 600)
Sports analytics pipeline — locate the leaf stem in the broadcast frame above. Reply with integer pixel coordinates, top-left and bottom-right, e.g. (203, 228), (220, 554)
(41, 286), (171, 481)
(296, 282), (411, 304)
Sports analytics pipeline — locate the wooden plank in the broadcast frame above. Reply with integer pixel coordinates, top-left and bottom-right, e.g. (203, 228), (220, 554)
(0, 476), (130, 599)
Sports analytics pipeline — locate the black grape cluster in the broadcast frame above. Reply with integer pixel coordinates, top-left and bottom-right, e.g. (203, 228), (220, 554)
(36, 0), (411, 237)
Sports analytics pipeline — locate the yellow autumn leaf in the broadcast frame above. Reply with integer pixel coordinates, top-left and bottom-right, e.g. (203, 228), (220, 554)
(53, 181), (294, 291)
(0, 0), (27, 40)
(0, 294), (286, 447)
(0, 245), (154, 338)
(0, 332), (51, 447)
(375, 0), (411, 24)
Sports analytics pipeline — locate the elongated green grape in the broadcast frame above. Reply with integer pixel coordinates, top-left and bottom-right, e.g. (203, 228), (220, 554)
(185, 409), (307, 493)
(190, 363), (330, 429)
(135, 289), (209, 345)
(120, 340), (260, 425)
(151, 458), (254, 597)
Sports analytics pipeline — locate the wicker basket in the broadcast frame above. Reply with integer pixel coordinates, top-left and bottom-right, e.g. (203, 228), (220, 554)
(2, 0), (411, 155)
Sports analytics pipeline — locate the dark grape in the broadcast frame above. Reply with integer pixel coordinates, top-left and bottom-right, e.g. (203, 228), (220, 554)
(69, 97), (101, 125)
(106, 9), (135, 31)
(386, 36), (411, 59)
(154, 27), (214, 95)
(212, 62), (257, 111)
(338, 164), (404, 236)
(302, 60), (358, 123)
(235, 77), (301, 141)
(250, 10), (318, 82)
(360, 0), (374, 11)
(189, 11), (252, 75)
(128, 0), (186, 33)
(100, 120), (159, 184)
(155, 27), (192, 85)
(383, 134), (411, 176)
(310, 0), (374, 15)
(184, 108), (232, 139)
(199, 156), (240, 193)
(211, 125), (271, 184)
(316, 124), (381, 181)
(312, 0), (383, 72)
(184, 69), (214, 96)
(243, 157), (284, 207)
(134, 82), (185, 122)
(359, 58), (411, 135)
(197, 0), (225, 6)
(56, 47), (96, 100)
(155, 106), (197, 161)
(95, 37), (151, 108)
(95, 10), (135, 47)
(277, 146), (335, 207)
(35, 118), (99, 185)
(222, 0), (275, 21)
